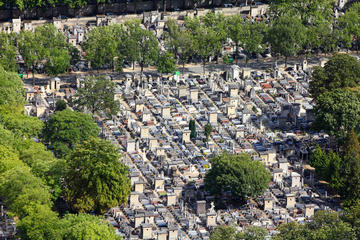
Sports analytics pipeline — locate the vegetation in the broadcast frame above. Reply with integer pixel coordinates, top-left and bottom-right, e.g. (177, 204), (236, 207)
(189, 119), (197, 139)
(65, 137), (131, 213)
(310, 54), (360, 99)
(204, 153), (271, 202)
(42, 109), (99, 158)
(74, 75), (120, 116)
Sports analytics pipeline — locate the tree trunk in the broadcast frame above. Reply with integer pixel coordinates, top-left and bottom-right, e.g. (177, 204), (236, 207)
(182, 61), (185, 76)
(285, 56), (288, 67)
(163, 0), (166, 13)
(235, 44), (239, 64)
(32, 64), (35, 86)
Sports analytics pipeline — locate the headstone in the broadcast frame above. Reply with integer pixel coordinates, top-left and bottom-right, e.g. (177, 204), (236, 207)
(127, 140), (136, 153)
(197, 200), (206, 216)
(183, 130), (191, 143)
(264, 198), (273, 211)
(286, 194), (296, 209)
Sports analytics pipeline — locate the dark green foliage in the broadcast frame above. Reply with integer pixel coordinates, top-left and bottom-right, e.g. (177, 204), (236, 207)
(310, 146), (342, 191)
(205, 153), (271, 202)
(55, 99), (67, 111)
(64, 137), (131, 214)
(157, 51), (177, 75)
(74, 75), (120, 116)
(0, 66), (24, 106)
(42, 109), (99, 158)
(274, 211), (355, 240)
(204, 123), (212, 142)
(189, 119), (197, 139)
(312, 89), (360, 140)
(309, 54), (360, 99)
(59, 214), (122, 240)
(267, 15), (306, 65)
(210, 225), (267, 240)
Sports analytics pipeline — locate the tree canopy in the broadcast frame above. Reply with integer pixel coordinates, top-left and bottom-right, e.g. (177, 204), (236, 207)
(205, 153), (271, 202)
(42, 109), (99, 158)
(312, 89), (360, 140)
(310, 54), (360, 98)
(74, 75), (120, 116)
(65, 137), (131, 213)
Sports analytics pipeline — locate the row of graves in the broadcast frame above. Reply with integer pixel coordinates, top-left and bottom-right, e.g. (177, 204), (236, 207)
(96, 60), (339, 239)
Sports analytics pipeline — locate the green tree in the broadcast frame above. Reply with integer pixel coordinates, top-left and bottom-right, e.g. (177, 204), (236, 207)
(83, 25), (118, 70)
(17, 203), (61, 240)
(337, 3), (360, 50)
(312, 89), (360, 140)
(194, 26), (221, 74)
(60, 214), (121, 240)
(274, 211), (355, 240)
(35, 24), (71, 76)
(157, 51), (177, 76)
(237, 226), (268, 240)
(205, 153), (271, 202)
(0, 32), (17, 72)
(0, 105), (44, 138)
(0, 66), (24, 106)
(204, 123), (212, 142)
(227, 15), (245, 63)
(42, 109), (99, 158)
(341, 131), (360, 202)
(241, 20), (266, 65)
(309, 54), (360, 99)
(269, 0), (335, 26)
(55, 99), (67, 111)
(177, 30), (194, 75)
(267, 15), (306, 66)
(309, 146), (342, 191)
(65, 137), (131, 213)
(210, 225), (238, 240)
(16, 139), (65, 199)
(74, 75), (120, 116)
(18, 30), (41, 82)
(189, 119), (197, 139)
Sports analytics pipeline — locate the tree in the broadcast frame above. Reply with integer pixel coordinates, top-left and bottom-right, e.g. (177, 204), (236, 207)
(177, 30), (194, 75)
(241, 20), (266, 65)
(312, 89), (360, 140)
(210, 225), (268, 240)
(74, 75), (120, 116)
(16, 139), (65, 199)
(194, 26), (221, 74)
(42, 109), (99, 158)
(0, 105), (44, 138)
(157, 51), (177, 76)
(18, 30), (41, 82)
(237, 226), (268, 240)
(341, 131), (360, 202)
(0, 32), (17, 72)
(60, 214), (121, 240)
(336, 3), (360, 50)
(204, 123), (212, 142)
(309, 146), (342, 191)
(309, 54), (360, 99)
(0, 66), (25, 106)
(227, 15), (245, 63)
(189, 119), (197, 139)
(64, 137), (131, 213)
(55, 99), (67, 111)
(210, 225), (238, 240)
(274, 211), (355, 240)
(269, 0), (334, 26)
(267, 15), (306, 66)
(17, 203), (61, 240)
(136, 27), (159, 78)
(83, 25), (119, 70)
(205, 153), (271, 202)
(35, 24), (71, 76)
